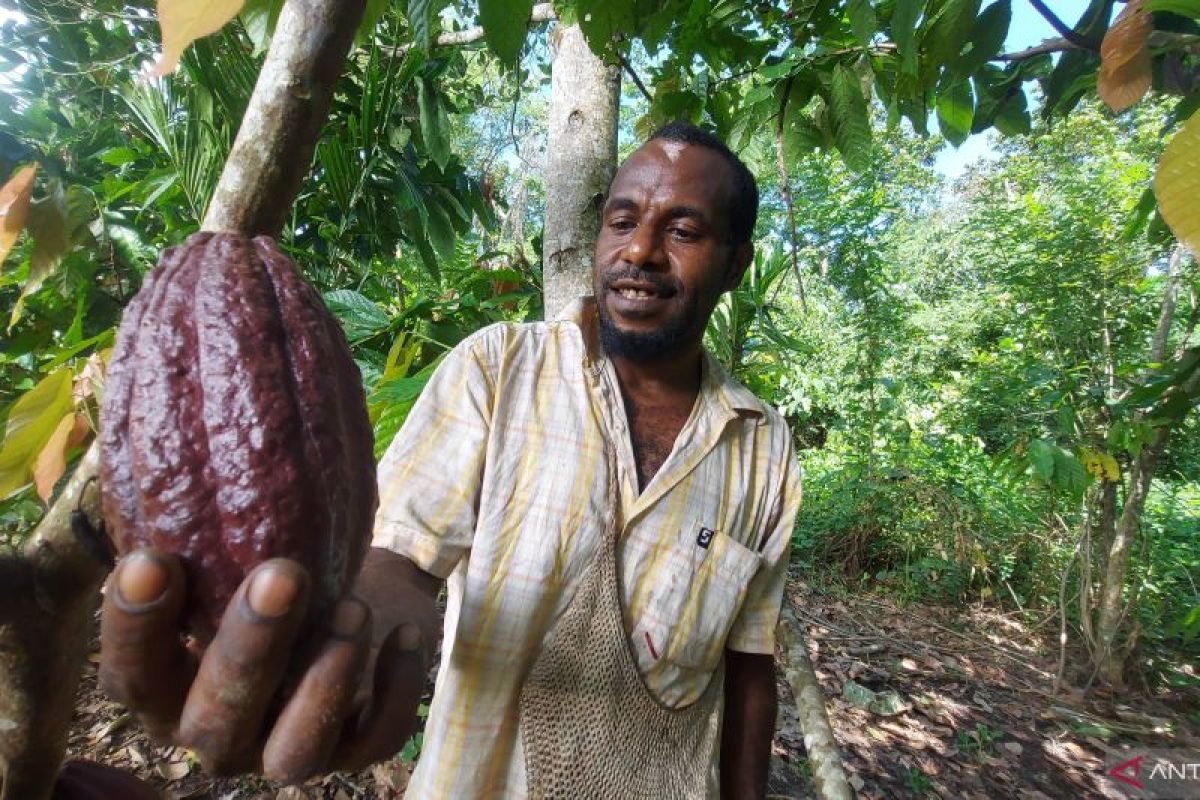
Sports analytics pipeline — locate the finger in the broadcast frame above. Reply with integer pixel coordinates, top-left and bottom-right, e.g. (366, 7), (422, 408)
(332, 623), (427, 772)
(177, 559), (311, 775)
(98, 549), (192, 739)
(262, 598), (371, 784)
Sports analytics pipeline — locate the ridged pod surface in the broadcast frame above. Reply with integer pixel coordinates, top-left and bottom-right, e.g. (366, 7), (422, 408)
(99, 232), (377, 642)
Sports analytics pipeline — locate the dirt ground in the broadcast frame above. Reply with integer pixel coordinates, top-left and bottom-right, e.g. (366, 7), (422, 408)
(64, 576), (1199, 798)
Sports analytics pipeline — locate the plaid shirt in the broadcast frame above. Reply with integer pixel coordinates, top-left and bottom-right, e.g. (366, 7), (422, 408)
(373, 298), (801, 798)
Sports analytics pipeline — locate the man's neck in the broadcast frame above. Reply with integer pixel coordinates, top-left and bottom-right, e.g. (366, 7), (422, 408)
(609, 344), (704, 406)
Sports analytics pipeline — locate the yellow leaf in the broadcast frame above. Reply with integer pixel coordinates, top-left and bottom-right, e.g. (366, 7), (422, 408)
(0, 368), (74, 498)
(152, 0), (246, 76)
(33, 413), (75, 503)
(10, 181), (70, 328)
(1156, 111), (1200, 257)
(1097, 0), (1151, 113)
(0, 164), (37, 266)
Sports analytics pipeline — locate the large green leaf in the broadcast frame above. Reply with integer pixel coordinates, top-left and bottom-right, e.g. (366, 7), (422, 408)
(0, 367), (74, 499)
(891, 0), (925, 76)
(576, 0), (638, 55)
(417, 78), (451, 171)
(848, 0), (878, 46)
(829, 64), (873, 171)
(323, 289), (391, 341)
(407, 0), (436, 50)
(1142, 0), (1200, 16)
(936, 78), (974, 146)
(922, 0), (982, 67)
(479, 0), (535, 67)
(957, 0), (1010, 76)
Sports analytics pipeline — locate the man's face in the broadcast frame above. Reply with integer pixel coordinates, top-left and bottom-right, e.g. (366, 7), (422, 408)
(593, 140), (752, 362)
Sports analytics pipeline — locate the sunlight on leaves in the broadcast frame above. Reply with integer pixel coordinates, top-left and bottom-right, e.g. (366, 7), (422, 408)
(1155, 111), (1200, 257)
(152, 0), (246, 77)
(0, 164), (36, 267)
(1097, 0), (1151, 113)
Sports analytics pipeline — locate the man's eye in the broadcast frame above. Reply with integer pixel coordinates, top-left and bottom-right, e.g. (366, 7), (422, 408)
(609, 218), (635, 231)
(670, 227), (699, 241)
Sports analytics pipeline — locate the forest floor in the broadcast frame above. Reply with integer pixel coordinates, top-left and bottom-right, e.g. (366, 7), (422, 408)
(64, 573), (1200, 799)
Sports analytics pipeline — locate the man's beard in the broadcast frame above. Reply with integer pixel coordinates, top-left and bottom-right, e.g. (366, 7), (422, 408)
(595, 268), (721, 362)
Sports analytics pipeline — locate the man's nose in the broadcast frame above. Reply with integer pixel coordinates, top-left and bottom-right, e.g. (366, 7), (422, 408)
(622, 224), (666, 271)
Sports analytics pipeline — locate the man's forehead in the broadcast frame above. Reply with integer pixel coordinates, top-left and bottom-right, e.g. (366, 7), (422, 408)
(609, 140), (734, 205)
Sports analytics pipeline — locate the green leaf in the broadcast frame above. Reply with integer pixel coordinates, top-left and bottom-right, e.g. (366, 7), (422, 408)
(407, 0), (436, 50)
(1052, 448), (1089, 499)
(0, 367), (74, 499)
(1028, 439), (1054, 483)
(891, 0), (925, 75)
(417, 79), (450, 170)
(923, 0), (982, 67)
(576, 0), (638, 55)
(323, 289), (391, 341)
(848, 0), (878, 46)
(936, 79), (974, 146)
(992, 88), (1030, 134)
(239, 0), (284, 54)
(479, 0), (535, 67)
(958, 0), (1010, 76)
(829, 64), (873, 171)
(1142, 0), (1200, 16)
(426, 199), (456, 259)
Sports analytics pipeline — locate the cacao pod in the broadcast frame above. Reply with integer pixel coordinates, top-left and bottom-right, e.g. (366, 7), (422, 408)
(99, 232), (376, 642)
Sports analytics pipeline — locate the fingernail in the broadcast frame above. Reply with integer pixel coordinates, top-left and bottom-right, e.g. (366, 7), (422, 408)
(116, 552), (169, 607)
(331, 599), (367, 637)
(247, 565), (301, 618)
(398, 623), (423, 653)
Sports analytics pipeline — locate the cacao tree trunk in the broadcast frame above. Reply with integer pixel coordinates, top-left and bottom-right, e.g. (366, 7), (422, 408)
(0, 2), (364, 797)
(1093, 246), (1195, 686)
(541, 24), (620, 320)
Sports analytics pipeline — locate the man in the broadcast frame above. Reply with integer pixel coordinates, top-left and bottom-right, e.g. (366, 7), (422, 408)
(99, 123), (800, 799)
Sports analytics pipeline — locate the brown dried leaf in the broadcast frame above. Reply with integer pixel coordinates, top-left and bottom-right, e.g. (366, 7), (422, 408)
(0, 164), (36, 266)
(1098, 0), (1152, 112)
(33, 412), (75, 502)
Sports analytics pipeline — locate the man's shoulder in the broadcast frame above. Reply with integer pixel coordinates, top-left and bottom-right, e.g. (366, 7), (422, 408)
(453, 317), (586, 371)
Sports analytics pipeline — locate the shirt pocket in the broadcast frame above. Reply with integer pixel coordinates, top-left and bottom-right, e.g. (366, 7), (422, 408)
(639, 525), (762, 674)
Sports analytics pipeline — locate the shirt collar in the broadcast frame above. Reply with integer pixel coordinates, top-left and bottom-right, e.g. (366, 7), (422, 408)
(559, 296), (767, 420)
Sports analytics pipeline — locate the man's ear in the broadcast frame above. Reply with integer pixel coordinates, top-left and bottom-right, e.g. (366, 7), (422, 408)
(722, 242), (754, 292)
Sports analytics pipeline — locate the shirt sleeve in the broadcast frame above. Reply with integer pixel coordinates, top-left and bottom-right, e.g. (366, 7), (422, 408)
(371, 331), (497, 579)
(724, 434), (801, 655)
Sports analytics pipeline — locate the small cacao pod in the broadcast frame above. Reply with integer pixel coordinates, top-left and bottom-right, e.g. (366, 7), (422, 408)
(99, 232), (376, 642)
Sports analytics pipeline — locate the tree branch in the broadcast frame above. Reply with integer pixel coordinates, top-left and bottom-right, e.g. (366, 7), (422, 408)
(1026, 0), (1101, 51)
(617, 51), (653, 103)
(997, 31), (1200, 62)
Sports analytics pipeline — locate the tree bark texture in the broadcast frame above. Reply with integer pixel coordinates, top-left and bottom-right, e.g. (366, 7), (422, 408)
(203, 0), (367, 237)
(776, 605), (854, 800)
(541, 24), (620, 320)
(0, 3), (366, 796)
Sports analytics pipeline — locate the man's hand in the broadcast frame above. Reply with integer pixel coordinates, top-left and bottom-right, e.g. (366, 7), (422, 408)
(98, 547), (439, 784)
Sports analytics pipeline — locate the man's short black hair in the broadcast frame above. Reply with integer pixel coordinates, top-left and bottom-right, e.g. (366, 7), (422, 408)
(647, 122), (759, 246)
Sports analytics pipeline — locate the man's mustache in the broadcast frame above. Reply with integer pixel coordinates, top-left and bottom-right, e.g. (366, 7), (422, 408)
(600, 268), (679, 296)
